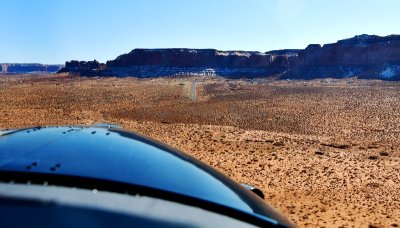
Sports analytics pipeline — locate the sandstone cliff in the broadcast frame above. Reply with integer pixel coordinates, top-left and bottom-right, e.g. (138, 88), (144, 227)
(58, 60), (105, 76)
(60, 49), (296, 78)
(285, 34), (400, 80)
(100, 49), (294, 78)
(1, 64), (63, 74)
(59, 34), (400, 80)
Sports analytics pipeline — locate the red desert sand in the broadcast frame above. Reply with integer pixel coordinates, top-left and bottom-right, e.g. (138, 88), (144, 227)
(0, 74), (399, 227)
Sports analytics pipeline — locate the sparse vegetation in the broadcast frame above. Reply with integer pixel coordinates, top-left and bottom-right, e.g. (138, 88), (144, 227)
(0, 74), (399, 227)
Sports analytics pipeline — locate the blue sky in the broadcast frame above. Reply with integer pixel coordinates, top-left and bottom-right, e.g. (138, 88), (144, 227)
(1, 0), (399, 64)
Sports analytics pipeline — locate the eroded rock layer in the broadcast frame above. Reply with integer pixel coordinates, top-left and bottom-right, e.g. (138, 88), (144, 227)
(287, 35), (400, 80)
(1, 64), (63, 74)
(59, 34), (400, 80)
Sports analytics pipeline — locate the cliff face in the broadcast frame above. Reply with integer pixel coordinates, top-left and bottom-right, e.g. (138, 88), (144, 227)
(1, 64), (63, 74)
(59, 34), (400, 80)
(107, 49), (287, 68)
(286, 34), (400, 80)
(58, 60), (106, 76)
(101, 49), (293, 78)
(58, 49), (296, 78)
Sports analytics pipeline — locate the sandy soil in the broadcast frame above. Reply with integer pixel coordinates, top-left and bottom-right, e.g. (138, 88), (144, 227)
(0, 74), (399, 227)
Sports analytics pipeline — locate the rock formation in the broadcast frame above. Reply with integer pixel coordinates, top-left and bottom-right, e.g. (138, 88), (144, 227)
(58, 60), (105, 76)
(100, 49), (292, 78)
(286, 34), (400, 80)
(59, 34), (400, 80)
(1, 64), (63, 74)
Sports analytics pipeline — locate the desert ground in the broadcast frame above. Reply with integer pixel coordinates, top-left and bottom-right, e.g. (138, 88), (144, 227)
(1, 74), (399, 227)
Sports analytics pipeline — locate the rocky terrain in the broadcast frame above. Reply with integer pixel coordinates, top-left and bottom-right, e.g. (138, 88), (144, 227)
(1, 74), (399, 227)
(60, 34), (400, 80)
(61, 49), (295, 78)
(287, 35), (400, 80)
(1, 63), (63, 74)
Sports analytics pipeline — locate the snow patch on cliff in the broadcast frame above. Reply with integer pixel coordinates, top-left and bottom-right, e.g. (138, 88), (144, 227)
(380, 65), (400, 79)
(101, 66), (277, 78)
(344, 68), (361, 77)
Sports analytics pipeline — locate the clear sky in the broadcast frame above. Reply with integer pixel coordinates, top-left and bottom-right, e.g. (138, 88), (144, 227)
(1, 0), (399, 64)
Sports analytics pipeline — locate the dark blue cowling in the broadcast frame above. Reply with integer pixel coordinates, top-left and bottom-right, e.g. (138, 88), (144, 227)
(0, 125), (293, 227)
